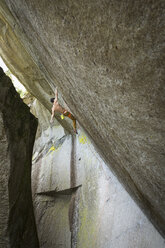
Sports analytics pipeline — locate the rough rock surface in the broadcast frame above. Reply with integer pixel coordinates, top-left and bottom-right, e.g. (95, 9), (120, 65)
(0, 67), (39, 248)
(0, 112), (9, 247)
(0, 0), (165, 237)
(31, 98), (165, 248)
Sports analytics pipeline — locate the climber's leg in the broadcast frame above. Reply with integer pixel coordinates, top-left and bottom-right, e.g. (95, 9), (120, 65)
(63, 111), (77, 133)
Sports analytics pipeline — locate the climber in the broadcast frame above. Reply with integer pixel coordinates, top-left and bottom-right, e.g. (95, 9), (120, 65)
(50, 88), (78, 134)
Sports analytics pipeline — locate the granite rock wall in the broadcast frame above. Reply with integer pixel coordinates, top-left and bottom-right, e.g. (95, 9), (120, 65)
(0, 0), (165, 238)
(0, 68), (39, 248)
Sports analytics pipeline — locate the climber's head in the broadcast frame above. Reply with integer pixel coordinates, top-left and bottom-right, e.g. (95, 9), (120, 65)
(50, 97), (55, 103)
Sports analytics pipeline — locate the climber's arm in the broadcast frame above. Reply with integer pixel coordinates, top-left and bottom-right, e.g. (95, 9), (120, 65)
(55, 88), (58, 101)
(50, 106), (55, 123)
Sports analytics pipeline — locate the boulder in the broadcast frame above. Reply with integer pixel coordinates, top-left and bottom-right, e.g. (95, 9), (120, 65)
(0, 67), (39, 248)
(0, 0), (165, 237)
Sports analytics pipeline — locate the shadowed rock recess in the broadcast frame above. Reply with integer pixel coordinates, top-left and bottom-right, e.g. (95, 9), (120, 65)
(0, 0), (165, 244)
(0, 68), (39, 248)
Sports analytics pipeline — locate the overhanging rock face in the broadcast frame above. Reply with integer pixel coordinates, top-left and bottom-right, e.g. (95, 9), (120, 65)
(0, 68), (39, 248)
(0, 0), (165, 237)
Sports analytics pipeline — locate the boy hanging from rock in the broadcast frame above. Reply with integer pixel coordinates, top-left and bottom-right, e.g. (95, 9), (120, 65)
(50, 88), (78, 134)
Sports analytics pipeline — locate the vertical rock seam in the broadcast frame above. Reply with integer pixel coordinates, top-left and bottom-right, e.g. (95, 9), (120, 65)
(69, 135), (80, 248)
(0, 67), (39, 248)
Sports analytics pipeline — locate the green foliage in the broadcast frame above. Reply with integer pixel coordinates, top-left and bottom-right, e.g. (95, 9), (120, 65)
(16, 89), (28, 98)
(6, 69), (12, 78)
(6, 69), (27, 98)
